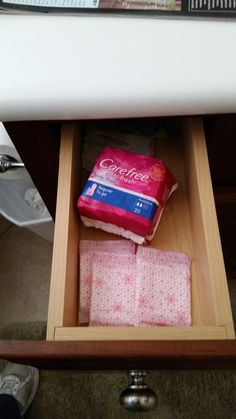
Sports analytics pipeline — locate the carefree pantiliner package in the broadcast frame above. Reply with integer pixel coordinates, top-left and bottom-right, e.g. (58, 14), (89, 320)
(77, 147), (177, 244)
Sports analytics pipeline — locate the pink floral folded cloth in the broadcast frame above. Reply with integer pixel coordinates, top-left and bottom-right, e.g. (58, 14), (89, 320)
(79, 239), (191, 327)
(79, 240), (135, 323)
(136, 247), (192, 326)
(89, 253), (136, 326)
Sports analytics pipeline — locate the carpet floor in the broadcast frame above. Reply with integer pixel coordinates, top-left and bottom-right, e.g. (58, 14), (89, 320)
(0, 322), (235, 419)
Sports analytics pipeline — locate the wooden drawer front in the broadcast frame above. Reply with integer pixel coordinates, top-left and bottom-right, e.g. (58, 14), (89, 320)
(47, 117), (235, 342)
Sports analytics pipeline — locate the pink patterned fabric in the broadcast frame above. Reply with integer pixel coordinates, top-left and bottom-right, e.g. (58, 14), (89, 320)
(79, 240), (135, 323)
(79, 240), (191, 327)
(80, 239), (136, 255)
(89, 253), (136, 326)
(136, 247), (191, 326)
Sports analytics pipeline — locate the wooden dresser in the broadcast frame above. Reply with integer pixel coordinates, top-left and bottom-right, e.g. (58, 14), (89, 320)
(0, 114), (235, 370)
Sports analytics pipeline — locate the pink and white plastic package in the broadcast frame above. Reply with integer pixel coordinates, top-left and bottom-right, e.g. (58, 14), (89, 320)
(77, 147), (177, 244)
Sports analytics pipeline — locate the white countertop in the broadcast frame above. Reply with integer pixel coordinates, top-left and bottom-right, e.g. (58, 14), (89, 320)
(0, 14), (236, 121)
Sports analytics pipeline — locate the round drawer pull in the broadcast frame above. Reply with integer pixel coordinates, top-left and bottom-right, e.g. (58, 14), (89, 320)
(120, 370), (157, 412)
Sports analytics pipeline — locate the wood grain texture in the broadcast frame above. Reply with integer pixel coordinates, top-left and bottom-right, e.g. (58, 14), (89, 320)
(183, 118), (235, 337)
(0, 340), (235, 370)
(55, 326), (228, 341)
(46, 123), (81, 339)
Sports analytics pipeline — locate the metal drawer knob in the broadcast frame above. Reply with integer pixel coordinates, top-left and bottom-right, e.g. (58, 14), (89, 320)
(120, 370), (157, 412)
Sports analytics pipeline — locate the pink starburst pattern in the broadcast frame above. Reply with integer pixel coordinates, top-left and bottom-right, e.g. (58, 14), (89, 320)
(177, 311), (191, 326)
(139, 295), (149, 309)
(78, 240), (135, 324)
(83, 276), (91, 287)
(79, 241), (192, 327)
(93, 276), (104, 289)
(123, 274), (135, 286)
(166, 293), (176, 306)
(89, 252), (136, 326)
(113, 303), (122, 313)
(136, 247), (191, 327)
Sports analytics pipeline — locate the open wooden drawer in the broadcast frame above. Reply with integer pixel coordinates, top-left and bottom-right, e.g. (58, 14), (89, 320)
(46, 117), (235, 342)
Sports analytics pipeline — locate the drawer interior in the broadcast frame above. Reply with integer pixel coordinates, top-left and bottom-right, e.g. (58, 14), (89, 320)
(47, 117), (235, 341)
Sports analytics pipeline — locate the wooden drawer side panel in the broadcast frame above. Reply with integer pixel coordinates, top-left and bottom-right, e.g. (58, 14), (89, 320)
(183, 118), (234, 337)
(47, 123), (81, 340)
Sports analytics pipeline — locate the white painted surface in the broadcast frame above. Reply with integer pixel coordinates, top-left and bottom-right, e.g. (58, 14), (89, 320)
(0, 14), (236, 121)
